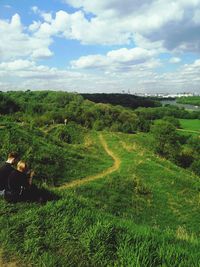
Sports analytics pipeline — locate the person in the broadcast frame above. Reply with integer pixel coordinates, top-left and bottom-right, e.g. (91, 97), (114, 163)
(4, 161), (32, 203)
(0, 152), (19, 196)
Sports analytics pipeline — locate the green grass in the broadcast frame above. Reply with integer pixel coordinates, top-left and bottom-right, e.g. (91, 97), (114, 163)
(177, 96), (200, 106)
(179, 119), (200, 132)
(0, 123), (113, 186)
(74, 132), (200, 232)
(1, 191), (200, 267)
(178, 119), (200, 137)
(1, 130), (200, 266)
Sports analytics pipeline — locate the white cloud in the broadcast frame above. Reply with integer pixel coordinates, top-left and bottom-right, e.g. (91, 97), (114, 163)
(31, 6), (40, 14)
(193, 9), (200, 24)
(0, 58), (199, 94)
(0, 14), (53, 60)
(0, 60), (35, 71)
(169, 57), (181, 63)
(1, 1), (200, 94)
(31, 6), (52, 22)
(64, 0), (200, 51)
(71, 47), (156, 71)
(0, 59), (124, 92)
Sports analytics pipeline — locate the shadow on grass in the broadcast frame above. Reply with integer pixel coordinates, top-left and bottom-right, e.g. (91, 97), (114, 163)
(5, 185), (60, 204)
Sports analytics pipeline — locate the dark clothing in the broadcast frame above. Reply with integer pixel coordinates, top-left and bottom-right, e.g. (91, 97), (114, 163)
(0, 162), (14, 190)
(4, 170), (29, 203)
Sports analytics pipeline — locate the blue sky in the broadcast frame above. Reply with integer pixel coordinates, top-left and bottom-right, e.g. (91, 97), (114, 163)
(0, 0), (200, 94)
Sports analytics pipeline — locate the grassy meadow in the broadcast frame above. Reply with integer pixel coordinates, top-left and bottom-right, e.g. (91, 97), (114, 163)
(0, 129), (200, 266)
(178, 119), (200, 138)
(179, 119), (200, 132)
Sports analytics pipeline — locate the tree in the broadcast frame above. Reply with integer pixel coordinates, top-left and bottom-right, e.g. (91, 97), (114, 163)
(163, 116), (181, 128)
(151, 120), (181, 162)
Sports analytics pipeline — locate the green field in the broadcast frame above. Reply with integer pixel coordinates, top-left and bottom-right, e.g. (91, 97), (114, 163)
(177, 96), (200, 106)
(179, 119), (200, 131)
(0, 129), (200, 266)
(178, 119), (200, 137)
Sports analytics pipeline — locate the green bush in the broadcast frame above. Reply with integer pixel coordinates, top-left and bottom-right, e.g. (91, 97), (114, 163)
(150, 120), (181, 162)
(50, 122), (86, 144)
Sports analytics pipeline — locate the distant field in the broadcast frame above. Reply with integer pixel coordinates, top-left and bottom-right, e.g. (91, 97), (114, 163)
(177, 96), (200, 106)
(179, 119), (200, 132)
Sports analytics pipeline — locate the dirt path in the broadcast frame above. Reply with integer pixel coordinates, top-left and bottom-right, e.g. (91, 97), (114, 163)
(177, 128), (200, 134)
(59, 133), (121, 189)
(0, 133), (121, 265)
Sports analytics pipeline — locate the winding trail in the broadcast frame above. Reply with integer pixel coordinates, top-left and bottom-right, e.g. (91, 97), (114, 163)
(59, 133), (121, 189)
(0, 133), (121, 266)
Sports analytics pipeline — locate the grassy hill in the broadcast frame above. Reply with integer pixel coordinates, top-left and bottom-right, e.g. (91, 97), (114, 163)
(0, 123), (113, 186)
(0, 129), (200, 266)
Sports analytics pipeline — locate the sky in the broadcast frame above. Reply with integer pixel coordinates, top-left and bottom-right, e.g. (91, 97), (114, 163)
(0, 0), (200, 94)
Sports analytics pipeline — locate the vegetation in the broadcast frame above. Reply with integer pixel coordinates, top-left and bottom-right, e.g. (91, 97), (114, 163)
(82, 93), (161, 109)
(177, 96), (200, 106)
(0, 92), (20, 114)
(0, 123), (113, 186)
(0, 131), (200, 267)
(0, 91), (199, 266)
(150, 120), (181, 162)
(179, 119), (200, 132)
(4, 91), (139, 134)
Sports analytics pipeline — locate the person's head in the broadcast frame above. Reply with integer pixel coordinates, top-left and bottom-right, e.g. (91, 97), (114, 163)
(17, 161), (28, 173)
(7, 152), (19, 165)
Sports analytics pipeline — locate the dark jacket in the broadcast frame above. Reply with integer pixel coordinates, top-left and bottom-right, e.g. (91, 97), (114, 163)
(5, 170), (29, 202)
(0, 162), (14, 190)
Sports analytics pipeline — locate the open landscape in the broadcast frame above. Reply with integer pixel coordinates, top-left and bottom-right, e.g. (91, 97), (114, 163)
(1, 1), (200, 266)
(0, 91), (199, 266)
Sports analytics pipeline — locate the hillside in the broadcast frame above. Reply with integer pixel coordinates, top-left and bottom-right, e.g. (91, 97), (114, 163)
(0, 91), (199, 266)
(0, 130), (200, 266)
(0, 123), (113, 186)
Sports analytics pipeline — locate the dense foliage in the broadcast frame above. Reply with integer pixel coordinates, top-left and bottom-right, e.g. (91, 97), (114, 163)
(5, 91), (139, 133)
(150, 120), (181, 162)
(82, 93), (161, 108)
(0, 92), (20, 114)
(135, 105), (200, 121)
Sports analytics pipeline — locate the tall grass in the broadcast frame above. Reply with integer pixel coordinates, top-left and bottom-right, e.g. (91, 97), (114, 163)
(1, 131), (200, 266)
(0, 192), (199, 267)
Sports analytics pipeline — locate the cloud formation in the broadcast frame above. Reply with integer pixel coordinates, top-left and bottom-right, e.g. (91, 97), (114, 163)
(65, 0), (200, 52)
(71, 47), (157, 72)
(0, 1), (200, 93)
(0, 14), (53, 61)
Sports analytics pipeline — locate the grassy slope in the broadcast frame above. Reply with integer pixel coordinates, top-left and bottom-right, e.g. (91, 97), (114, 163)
(179, 119), (200, 132)
(0, 131), (200, 266)
(74, 132), (200, 232)
(0, 124), (113, 185)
